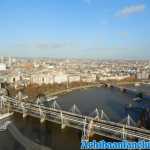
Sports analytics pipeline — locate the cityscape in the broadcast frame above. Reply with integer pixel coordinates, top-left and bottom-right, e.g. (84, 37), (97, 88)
(0, 57), (150, 87)
(0, 0), (150, 150)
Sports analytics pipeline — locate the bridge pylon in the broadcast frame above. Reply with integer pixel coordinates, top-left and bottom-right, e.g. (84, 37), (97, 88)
(51, 100), (61, 110)
(20, 102), (28, 118)
(36, 97), (41, 105)
(89, 108), (100, 121)
(39, 106), (46, 123)
(122, 125), (127, 140)
(16, 91), (23, 101)
(69, 104), (81, 114)
(60, 111), (66, 129)
(95, 108), (100, 120)
(120, 114), (136, 127)
(100, 109), (110, 121)
(16, 91), (28, 102)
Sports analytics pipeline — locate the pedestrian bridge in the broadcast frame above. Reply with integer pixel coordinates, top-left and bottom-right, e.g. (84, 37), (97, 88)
(0, 95), (150, 141)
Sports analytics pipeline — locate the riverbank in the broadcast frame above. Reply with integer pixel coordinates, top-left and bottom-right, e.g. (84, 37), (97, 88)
(5, 80), (150, 107)
(5, 82), (104, 102)
(46, 83), (102, 97)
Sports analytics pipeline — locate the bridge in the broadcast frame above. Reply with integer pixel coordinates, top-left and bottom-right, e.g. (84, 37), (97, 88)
(44, 81), (147, 98)
(0, 95), (150, 141)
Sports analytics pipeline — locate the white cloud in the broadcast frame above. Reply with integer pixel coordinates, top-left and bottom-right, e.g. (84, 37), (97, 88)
(116, 4), (145, 17)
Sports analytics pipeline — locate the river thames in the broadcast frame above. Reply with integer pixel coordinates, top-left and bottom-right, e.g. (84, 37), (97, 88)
(0, 86), (149, 150)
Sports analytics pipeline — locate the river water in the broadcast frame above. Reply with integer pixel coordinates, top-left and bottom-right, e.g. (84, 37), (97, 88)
(0, 86), (149, 150)
(125, 84), (150, 95)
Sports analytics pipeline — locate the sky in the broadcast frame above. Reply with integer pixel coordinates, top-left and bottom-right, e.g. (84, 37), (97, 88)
(0, 0), (150, 59)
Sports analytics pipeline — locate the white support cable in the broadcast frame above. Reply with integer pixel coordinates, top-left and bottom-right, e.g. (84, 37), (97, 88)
(89, 107), (100, 120)
(51, 101), (61, 110)
(69, 104), (81, 114)
(120, 114), (137, 127)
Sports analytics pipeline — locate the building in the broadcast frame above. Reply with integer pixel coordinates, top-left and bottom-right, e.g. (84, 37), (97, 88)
(54, 73), (68, 84)
(81, 74), (96, 82)
(0, 63), (6, 71)
(136, 71), (149, 80)
(68, 75), (81, 83)
(31, 73), (54, 85)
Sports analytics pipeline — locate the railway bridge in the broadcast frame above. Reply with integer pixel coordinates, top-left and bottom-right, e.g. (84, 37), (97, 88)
(0, 95), (150, 141)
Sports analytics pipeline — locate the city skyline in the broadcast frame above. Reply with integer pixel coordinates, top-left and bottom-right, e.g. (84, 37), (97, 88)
(0, 0), (150, 59)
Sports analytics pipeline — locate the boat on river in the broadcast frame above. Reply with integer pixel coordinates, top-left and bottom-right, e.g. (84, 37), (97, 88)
(47, 96), (58, 102)
(134, 83), (140, 87)
(133, 97), (142, 102)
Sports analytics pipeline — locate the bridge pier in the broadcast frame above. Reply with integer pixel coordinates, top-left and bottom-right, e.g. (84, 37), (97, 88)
(23, 111), (28, 118)
(60, 111), (66, 129)
(87, 119), (94, 139)
(81, 118), (94, 141)
(20, 102), (28, 118)
(122, 125), (127, 140)
(0, 96), (5, 109)
(6, 102), (11, 113)
(39, 107), (46, 123)
(81, 117), (88, 140)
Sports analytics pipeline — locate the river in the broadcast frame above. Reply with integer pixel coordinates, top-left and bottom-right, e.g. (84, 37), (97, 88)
(0, 86), (149, 150)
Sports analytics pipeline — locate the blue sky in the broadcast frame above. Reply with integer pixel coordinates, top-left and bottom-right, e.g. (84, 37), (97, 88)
(0, 0), (150, 58)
